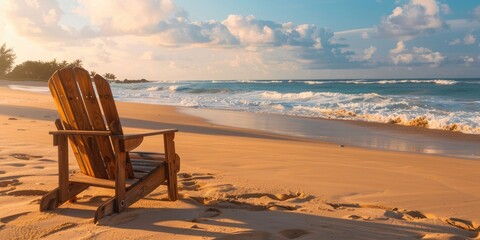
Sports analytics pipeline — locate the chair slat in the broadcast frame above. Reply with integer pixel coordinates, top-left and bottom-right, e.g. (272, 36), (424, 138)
(48, 79), (89, 175)
(94, 74), (134, 178)
(54, 68), (109, 179)
(74, 67), (117, 179)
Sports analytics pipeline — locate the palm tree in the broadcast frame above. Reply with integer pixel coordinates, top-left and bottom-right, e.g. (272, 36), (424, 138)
(0, 43), (16, 76)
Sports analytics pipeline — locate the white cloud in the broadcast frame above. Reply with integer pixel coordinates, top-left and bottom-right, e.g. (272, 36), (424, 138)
(390, 41), (444, 67)
(363, 46), (377, 60)
(440, 4), (451, 15)
(1, 0), (81, 40)
(390, 41), (406, 55)
(448, 38), (461, 45)
(464, 34), (476, 45)
(220, 15), (328, 49)
(75, 0), (176, 34)
(463, 56), (474, 66)
(377, 0), (446, 39)
(392, 53), (414, 64)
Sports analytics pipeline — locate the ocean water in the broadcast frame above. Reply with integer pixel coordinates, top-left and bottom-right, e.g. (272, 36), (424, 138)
(110, 78), (480, 135)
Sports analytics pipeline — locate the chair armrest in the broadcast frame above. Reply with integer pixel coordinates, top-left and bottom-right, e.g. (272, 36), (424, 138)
(49, 130), (112, 136)
(112, 129), (178, 140)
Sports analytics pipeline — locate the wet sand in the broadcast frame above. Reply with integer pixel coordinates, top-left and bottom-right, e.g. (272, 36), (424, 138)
(181, 107), (480, 159)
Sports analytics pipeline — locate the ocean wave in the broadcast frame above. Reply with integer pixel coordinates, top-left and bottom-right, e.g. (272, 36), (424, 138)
(302, 79), (458, 85)
(146, 86), (162, 91)
(259, 91), (383, 102)
(168, 85), (179, 92)
(261, 91), (318, 100)
(8, 85), (49, 94)
(376, 79), (457, 85)
(304, 81), (327, 85)
(239, 80), (283, 84)
(108, 81), (480, 135)
(186, 88), (232, 94)
(292, 106), (480, 134)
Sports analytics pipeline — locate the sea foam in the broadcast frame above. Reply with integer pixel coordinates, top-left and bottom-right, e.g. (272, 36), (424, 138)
(107, 78), (480, 135)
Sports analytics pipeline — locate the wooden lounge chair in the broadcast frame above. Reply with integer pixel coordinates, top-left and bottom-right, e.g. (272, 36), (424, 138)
(40, 67), (180, 222)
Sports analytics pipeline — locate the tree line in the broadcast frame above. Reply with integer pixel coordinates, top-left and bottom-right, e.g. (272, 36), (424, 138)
(0, 43), (117, 81)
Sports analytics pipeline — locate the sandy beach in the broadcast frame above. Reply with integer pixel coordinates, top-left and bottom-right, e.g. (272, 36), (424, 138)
(1, 80), (479, 239)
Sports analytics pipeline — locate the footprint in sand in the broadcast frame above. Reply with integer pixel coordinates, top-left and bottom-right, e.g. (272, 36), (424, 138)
(346, 215), (388, 221)
(278, 229), (311, 239)
(0, 179), (21, 188)
(384, 210), (404, 219)
(216, 230), (273, 240)
(4, 163), (27, 167)
(181, 180), (197, 186)
(40, 222), (78, 238)
(7, 190), (48, 196)
(178, 173), (192, 179)
(10, 153), (30, 160)
(179, 172), (215, 181)
(327, 202), (361, 210)
(38, 159), (55, 163)
(267, 204), (298, 211)
(347, 215), (364, 220)
(179, 172), (215, 191)
(180, 180), (203, 191)
(235, 192), (301, 202)
(402, 210), (427, 221)
(0, 212), (31, 224)
(445, 217), (478, 231)
(9, 153), (43, 160)
(199, 207), (222, 218)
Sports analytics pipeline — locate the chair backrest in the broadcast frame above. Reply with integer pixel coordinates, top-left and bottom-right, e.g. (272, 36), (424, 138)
(48, 67), (134, 179)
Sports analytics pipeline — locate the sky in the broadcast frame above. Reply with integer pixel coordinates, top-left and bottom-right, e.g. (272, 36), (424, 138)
(0, 0), (479, 80)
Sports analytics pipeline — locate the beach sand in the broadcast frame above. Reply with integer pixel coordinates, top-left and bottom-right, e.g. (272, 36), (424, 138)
(1, 80), (479, 239)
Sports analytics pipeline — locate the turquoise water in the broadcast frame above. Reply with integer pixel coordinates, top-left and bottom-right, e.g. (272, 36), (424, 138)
(111, 78), (480, 134)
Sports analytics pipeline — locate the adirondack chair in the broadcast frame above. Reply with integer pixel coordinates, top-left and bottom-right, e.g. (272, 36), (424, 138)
(40, 67), (180, 222)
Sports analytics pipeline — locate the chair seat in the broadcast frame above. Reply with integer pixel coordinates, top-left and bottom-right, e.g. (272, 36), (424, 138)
(68, 152), (167, 190)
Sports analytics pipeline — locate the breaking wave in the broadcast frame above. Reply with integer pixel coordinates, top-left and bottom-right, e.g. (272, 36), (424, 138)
(104, 79), (480, 135)
(302, 79), (458, 85)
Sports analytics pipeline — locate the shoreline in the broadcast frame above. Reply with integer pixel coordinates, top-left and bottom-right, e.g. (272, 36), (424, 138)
(180, 107), (480, 160)
(1, 82), (480, 238)
(2, 79), (479, 160)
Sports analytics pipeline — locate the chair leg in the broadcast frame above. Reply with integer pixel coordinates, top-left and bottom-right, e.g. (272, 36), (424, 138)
(94, 197), (116, 223)
(112, 139), (126, 213)
(40, 183), (89, 211)
(164, 133), (178, 201)
(167, 170), (178, 201)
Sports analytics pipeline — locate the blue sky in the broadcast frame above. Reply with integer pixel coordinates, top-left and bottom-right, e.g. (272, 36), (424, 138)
(0, 0), (479, 80)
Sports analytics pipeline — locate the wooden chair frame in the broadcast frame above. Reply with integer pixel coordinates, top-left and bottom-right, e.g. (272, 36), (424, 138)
(39, 67), (180, 223)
